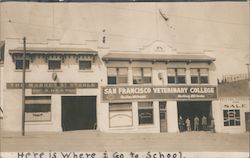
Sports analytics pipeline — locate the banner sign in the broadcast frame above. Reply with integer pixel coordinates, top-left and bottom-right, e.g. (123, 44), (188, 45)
(7, 82), (98, 94)
(102, 85), (217, 101)
(7, 82), (98, 89)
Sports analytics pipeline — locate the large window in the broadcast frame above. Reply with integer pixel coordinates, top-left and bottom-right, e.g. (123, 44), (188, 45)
(107, 67), (128, 84)
(223, 109), (240, 126)
(48, 60), (61, 70)
(25, 96), (51, 122)
(138, 102), (153, 125)
(133, 67), (152, 84)
(191, 68), (209, 84)
(79, 60), (91, 70)
(109, 102), (132, 127)
(15, 60), (30, 70)
(167, 68), (186, 84)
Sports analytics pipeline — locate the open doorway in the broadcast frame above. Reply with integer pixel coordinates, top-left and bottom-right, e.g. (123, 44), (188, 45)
(177, 101), (212, 131)
(61, 96), (97, 131)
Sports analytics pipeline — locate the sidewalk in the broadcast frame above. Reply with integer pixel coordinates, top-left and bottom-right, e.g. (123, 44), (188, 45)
(0, 130), (249, 152)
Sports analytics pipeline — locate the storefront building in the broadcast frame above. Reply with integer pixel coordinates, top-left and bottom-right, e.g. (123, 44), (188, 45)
(3, 47), (102, 132)
(100, 53), (219, 133)
(218, 79), (250, 133)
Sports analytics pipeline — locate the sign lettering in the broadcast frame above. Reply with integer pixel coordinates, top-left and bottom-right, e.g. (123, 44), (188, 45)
(102, 86), (217, 101)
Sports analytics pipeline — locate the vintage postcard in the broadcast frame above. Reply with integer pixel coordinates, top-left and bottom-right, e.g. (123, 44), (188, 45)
(0, 0), (249, 158)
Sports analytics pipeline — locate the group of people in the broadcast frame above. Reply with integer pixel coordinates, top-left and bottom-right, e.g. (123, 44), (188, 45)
(178, 115), (215, 132)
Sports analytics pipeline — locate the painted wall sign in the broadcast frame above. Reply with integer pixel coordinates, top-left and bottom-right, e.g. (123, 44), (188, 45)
(7, 82), (98, 89)
(102, 86), (217, 101)
(32, 88), (76, 94)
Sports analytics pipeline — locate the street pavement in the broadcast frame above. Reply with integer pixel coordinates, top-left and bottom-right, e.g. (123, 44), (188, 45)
(0, 130), (249, 152)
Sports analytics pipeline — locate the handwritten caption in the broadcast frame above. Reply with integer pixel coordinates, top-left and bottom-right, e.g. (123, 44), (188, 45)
(16, 151), (182, 158)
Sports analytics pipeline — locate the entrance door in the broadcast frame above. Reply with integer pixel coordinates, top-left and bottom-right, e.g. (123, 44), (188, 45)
(245, 112), (250, 132)
(177, 101), (212, 131)
(159, 101), (167, 132)
(62, 96), (96, 131)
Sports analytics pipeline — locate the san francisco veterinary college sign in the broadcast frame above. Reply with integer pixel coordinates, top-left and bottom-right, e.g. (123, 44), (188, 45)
(102, 86), (217, 101)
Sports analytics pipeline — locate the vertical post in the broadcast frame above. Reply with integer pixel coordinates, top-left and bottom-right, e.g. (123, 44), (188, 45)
(22, 37), (26, 136)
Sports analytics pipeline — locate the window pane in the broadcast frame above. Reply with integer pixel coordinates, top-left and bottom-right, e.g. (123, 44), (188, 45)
(159, 102), (166, 109)
(108, 76), (116, 84)
(176, 76), (186, 84)
(190, 69), (199, 75)
(235, 110), (240, 117)
(25, 96), (51, 122)
(167, 69), (175, 76)
(200, 68), (208, 75)
(168, 76), (175, 83)
(133, 68), (142, 77)
(200, 76), (208, 84)
(79, 61), (91, 70)
(109, 102), (132, 111)
(118, 68), (128, 75)
(177, 69), (186, 75)
(25, 104), (51, 113)
(138, 102), (153, 108)
(160, 113), (166, 120)
(138, 109), (153, 124)
(143, 77), (152, 83)
(107, 68), (117, 76)
(143, 68), (152, 77)
(118, 77), (128, 84)
(191, 76), (199, 84)
(15, 60), (29, 70)
(48, 60), (61, 70)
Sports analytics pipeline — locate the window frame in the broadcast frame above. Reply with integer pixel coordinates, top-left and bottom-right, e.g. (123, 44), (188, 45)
(25, 96), (52, 122)
(167, 68), (186, 84)
(138, 101), (154, 125)
(15, 59), (30, 70)
(107, 67), (128, 85)
(109, 102), (133, 128)
(132, 67), (152, 84)
(190, 68), (209, 84)
(223, 109), (241, 126)
(48, 60), (61, 71)
(79, 60), (92, 71)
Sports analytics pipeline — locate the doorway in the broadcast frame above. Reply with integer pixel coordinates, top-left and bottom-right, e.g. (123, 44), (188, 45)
(177, 101), (212, 131)
(245, 112), (250, 132)
(61, 96), (97, 131)
(159, 101), (167, 132)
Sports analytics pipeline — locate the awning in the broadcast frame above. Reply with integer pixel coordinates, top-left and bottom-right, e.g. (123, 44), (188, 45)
(9, 47), (98, 62)
(102, 53), (215, 63)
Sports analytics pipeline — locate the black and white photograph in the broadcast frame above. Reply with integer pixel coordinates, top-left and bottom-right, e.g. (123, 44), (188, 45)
(0, 0), (249, 158)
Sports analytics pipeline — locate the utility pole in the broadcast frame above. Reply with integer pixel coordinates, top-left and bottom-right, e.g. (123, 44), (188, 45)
(22, 37), (26, 136)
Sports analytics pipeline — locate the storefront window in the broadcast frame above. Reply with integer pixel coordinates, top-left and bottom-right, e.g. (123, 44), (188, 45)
(109, 102), (132, 127)
(138, 102), (153, 125)
(167, 68), (186, 84)
(133, 67), (152, 84)
(223, 109), (240, 126)
(15, 60), (30, 70)
(191, 68), (209, 84)
(25, 96), (51, 122)
(107, 67), (128, 84)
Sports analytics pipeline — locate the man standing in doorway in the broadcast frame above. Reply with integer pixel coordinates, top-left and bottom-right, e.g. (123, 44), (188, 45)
(185, 117), (191, 132)
(178, 116), (185, 132)
(201, 115), (207, 131)
(194, 116), (199, 131)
